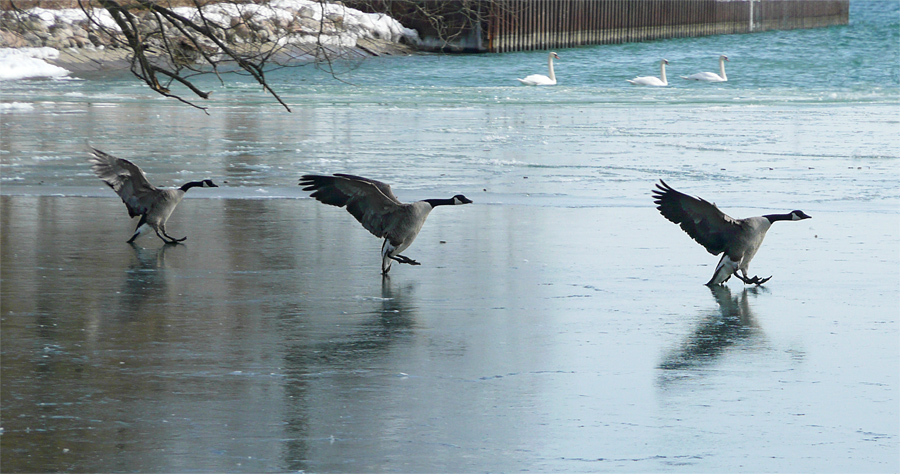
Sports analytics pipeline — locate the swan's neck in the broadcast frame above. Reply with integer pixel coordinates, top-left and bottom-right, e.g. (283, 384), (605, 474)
(659, 62), (667, 84)
(719, 58), (727, 80)
(548, 55), (556, 81)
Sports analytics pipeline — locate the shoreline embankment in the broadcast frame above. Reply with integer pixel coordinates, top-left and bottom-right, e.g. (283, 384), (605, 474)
(0, 1), (420, 75)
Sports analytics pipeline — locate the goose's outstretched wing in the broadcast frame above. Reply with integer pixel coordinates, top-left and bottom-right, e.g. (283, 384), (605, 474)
(89, 148), (163, 217)
(652, 180), (741, 255)
(300, 173), (405, 238)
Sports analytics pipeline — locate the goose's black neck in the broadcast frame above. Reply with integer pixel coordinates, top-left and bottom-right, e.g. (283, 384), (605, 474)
(763, 212), (793, 223)
(181, 179), (218, 192)
(180, 181), (206, 192)
(424, 198), (456, 207)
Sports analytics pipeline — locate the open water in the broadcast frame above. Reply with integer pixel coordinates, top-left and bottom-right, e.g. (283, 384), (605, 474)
(1, 2), (898, 472)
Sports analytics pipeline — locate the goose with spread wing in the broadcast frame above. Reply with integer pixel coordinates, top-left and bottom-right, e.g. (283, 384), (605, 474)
(652, 180), (810, 285)
(89, 147), (218, 244)
(300, 173), (472, 274)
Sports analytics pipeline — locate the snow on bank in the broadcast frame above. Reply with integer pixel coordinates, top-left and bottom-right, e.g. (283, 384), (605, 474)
(170, 0), (419, 45)
(0, 47), (70, 80)
(1, 0), (419, 81)
(24, 1), (417, 43)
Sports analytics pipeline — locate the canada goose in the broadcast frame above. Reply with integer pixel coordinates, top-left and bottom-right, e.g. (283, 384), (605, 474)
(88, 147), (218, 244)
(299, 173), (472, 274)
(652, 180), (810, 286)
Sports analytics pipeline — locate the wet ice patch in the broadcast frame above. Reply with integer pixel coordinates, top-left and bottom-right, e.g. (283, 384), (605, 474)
(30, 154), (71, 162)
(481, 134), (510, 143)
(0, 102), (35, 113)
(229, 162), (273, 172)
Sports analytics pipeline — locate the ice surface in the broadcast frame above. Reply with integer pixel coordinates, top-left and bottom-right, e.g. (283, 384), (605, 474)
(1, 197), (896, 472)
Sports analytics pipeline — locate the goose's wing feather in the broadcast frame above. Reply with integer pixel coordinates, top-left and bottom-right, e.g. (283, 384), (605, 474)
(300, 173), (405, 238)
(89, 148), (162, 217)
(652, 180), (741, 255)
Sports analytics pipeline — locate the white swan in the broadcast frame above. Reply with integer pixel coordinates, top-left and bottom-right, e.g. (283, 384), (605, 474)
(627, 59), (668, 86)
(682, 55), (729, 82)
(517, 52), (560, 86)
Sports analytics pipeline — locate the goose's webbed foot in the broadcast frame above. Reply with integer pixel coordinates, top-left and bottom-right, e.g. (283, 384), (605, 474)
(391, 255), (420, 266)
(751, 275), (772, 285)
(736, 273), (772, 286)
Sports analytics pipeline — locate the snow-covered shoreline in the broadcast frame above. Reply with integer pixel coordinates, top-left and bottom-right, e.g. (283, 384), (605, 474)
(0, 47), (70, 80)
(0, 0), (420, 81)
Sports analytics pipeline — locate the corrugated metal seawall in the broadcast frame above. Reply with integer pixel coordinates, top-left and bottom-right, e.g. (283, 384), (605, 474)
(346, 0), (849, 53)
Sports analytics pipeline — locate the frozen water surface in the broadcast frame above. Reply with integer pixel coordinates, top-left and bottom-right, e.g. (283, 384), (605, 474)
(2, 198), (897, 472)
(1, 2), (898, 472)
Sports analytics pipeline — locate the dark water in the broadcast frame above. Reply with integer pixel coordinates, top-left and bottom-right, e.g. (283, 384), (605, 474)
(2, 2), (898, 472)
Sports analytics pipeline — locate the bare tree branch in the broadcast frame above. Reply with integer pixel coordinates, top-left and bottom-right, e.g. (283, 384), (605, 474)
(4, 0), (505, 111)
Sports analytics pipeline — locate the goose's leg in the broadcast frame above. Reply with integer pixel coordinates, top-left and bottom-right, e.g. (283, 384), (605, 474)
(381, 240), (394, 274)
(164, 232), (187, 243)
(128, 216), (148, 243)
(160, 224), (187, 243)
(153, 226), (181, 245)
(155, 229), (176, 244)
(391, 254), (421, 266)
(734, 271), (752, 284)
(706, 271), (731, 286)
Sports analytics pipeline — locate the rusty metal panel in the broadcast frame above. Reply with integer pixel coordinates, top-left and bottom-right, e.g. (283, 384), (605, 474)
(344, 0), (850, 53)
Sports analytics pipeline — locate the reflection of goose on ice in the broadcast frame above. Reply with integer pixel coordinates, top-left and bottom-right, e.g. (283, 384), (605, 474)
(283, 278), (417, 367)
(657, 285), (762, 371)
(119, 244), (176, 315)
